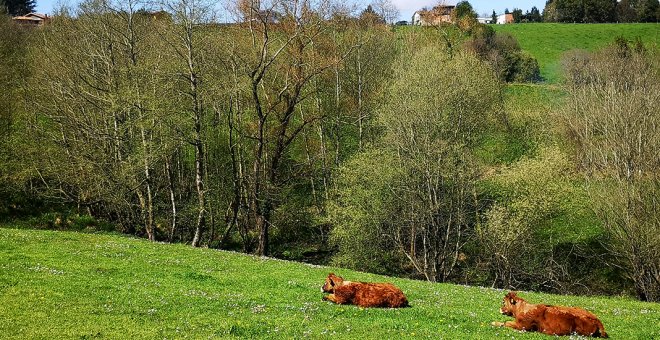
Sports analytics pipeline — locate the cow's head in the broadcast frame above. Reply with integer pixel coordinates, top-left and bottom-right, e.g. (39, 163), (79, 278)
(500, 291), (522, 316)
(321, 273), (344, 293)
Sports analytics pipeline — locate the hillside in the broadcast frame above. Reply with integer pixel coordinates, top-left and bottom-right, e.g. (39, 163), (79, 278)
(493, 23), (660, 83)
(1, 228), (658, 339)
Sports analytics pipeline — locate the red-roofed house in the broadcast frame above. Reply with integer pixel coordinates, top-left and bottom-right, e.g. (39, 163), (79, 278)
(12, 13), (49, 27)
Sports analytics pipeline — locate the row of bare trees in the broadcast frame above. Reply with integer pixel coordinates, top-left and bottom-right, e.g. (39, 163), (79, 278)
(562, 41), (659, 301)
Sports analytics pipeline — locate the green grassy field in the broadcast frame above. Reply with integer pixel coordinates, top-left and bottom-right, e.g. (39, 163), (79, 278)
(494, 23), (659, 83)
(1, 228), (658, 339)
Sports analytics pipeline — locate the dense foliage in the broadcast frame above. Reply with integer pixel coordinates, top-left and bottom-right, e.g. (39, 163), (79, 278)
(1, 0), (35, 16)
(543, 0), (660, 23)
(466, 24), (541, 82)
(329, 49), (501, 281)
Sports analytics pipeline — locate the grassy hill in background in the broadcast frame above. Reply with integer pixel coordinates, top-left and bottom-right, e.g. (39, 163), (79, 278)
(493, 23), (659, 83)
(1, 228), (658, 339)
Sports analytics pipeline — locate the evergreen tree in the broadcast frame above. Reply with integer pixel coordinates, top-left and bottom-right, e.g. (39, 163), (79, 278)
(584, 0), (616, 22)
(3, 0), (36, 16)
(359, 4), (386, 25)
(454, 1), (476, 19)
(636, 0), (660, 22)
(529, 6), (542, 22)
(556, 0), (585, 22)
(616, 0), (637, 22)
(491, 9), (497, 23)
(512, 8), (523, 22)
(543, 0), (558, 22)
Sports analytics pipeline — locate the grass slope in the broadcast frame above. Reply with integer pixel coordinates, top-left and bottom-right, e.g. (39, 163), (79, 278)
(1, 228), (658, 339)
(494, 23), (660, 83)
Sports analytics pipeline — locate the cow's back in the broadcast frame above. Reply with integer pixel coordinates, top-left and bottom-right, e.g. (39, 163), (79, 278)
(540, 305), (605, 336)
(353, 283), (408, 308)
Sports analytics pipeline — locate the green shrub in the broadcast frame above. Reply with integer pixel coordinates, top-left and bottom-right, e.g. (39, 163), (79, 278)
(326, 149), (405, 275)
(465, 25), (542, 83)
(23, 212), (115, 233)
(513, 52), (541, 82)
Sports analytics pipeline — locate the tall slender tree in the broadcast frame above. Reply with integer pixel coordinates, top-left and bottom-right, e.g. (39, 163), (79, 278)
(227, 0), (343, 256)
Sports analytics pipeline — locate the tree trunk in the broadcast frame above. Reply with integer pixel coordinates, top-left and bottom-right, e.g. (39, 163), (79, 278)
(192, 130), (206, 247)
(165, 154), (177, 242)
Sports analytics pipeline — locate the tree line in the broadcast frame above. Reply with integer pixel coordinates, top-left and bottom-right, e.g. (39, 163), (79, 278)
(542, 0), (659, 23)
(495, 0), (658, 23)
(0, 0), (658, 302)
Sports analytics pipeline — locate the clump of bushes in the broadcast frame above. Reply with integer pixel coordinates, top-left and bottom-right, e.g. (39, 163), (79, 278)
(465, 24), (541, 83)
(25, 212), (115, 233)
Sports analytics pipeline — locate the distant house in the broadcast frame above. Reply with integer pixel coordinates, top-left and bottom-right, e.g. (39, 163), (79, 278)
(12, 13), (49, 27)
(497, 13), (514, 24)
(413, 5), (455, 26)
(476, 17), (492, 24)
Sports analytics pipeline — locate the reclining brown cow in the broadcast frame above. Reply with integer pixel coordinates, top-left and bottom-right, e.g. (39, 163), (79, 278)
(492, 291), (608, 337)
(321, 273), (409, 308)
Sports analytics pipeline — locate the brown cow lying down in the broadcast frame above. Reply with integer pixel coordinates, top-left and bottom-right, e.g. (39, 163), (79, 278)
(321, 273), (409, 308)
(492, 291), (608, 338)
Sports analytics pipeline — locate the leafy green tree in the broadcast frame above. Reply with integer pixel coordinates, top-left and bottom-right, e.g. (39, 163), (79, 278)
(478, 147), (574, 289)
(0, 14), (29, 216)
(225, 0), (345, 256)
(454, 1), (476, 19)
(636, 0), (660, 22)
(329, 48), (502, 282)
(326, 149), (405, 275)
(617, 0), (638, 22)
(528, 6), (542, 22)
(0, 14), (22, 141)
(466, 29), (541, 82)
(25, 0), (178, 240)
(584, 0), (616, 22)
(160, 0), (217, 246)
(341, 25), (397, 149)
(359, 5), (385, 25)
(552, 0), (618, 22)
(555, 0), (585, 22)
(543, 0), (558, 22)
(491, 10), (497, 23)
(512, 8), (523, 22)
(2, 0), (35, 16)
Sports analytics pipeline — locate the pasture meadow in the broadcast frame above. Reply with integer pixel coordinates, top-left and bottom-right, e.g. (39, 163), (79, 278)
(1, 227), (658, 339)
(493, 23), (659, 83)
